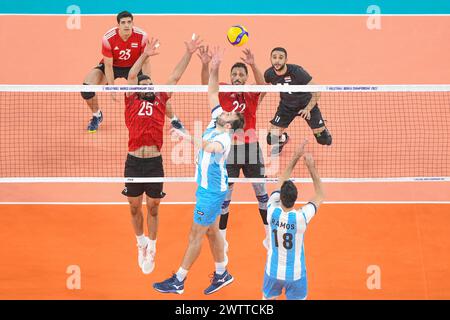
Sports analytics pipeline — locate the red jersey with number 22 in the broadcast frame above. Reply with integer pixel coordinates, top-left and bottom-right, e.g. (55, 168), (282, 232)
(124, 93), (169, 152)
(101, 27), (148, 68)
(219, 83), (261, 144)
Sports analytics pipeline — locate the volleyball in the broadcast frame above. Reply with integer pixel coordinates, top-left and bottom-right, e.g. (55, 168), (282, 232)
(227, 25), (249, 47)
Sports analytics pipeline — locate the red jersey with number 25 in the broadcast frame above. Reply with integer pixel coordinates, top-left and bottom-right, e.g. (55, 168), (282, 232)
(219, 83), (261, 144)
(101, 27), (148, 68)
(124, 93), (169, 152)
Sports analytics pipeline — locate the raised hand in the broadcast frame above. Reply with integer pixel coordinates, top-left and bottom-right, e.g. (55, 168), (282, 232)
(144, 37), (160, 57)
(210, 46), (225, 69)
(185, 33), (203, 54)
(197, 45), (212, 64)
(240, 48), (255, 65)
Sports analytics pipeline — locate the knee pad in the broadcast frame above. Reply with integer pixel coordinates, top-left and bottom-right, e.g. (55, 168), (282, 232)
(266, 133), (279, 145)
(314, 128), (332, 145)
(221, 184), (234, 214)
(81, 83), (95, 100)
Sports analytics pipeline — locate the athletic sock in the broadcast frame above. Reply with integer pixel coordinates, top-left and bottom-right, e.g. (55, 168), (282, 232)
(93, 110), (102, 118)
(215, 261), (226, 275)
(176, 267), (188, 282)
(136, 234), (147, 247)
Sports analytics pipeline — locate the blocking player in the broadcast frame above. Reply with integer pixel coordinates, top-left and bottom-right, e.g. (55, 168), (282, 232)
(122, 36), (202, 275)
(264, 47), (332, 155)
(198, 46), (270, 251)
(153, 47), (244, 295)
(263, 140), (324, 300)
(81, 11), (150, 132)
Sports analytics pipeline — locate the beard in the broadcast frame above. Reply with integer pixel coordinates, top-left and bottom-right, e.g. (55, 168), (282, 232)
(139, 92), (156, 102)
(273, 63), (286, 71)
(216, 116), (227, 127)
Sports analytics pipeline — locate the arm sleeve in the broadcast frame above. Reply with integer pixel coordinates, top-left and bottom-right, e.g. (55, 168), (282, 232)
(293, 65), (313, 85)
(101, 36), (113, 58)
(268, 190), (281, 208)
(298, 202), (317, 225)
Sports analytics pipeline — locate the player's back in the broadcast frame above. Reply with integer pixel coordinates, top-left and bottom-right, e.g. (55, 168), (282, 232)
(266, 191), (317, 281)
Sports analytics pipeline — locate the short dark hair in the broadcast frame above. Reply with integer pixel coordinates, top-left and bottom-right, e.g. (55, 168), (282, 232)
(280, 180), (298, 208)
(137, 74), (151, 84)
(117, 11), (133, 23)
(230, 112), (245, 130)
(230, 62), (248, 75)
(271, 47), (288, 58)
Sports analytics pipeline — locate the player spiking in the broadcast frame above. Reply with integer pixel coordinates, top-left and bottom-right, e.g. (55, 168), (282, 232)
(154, 47), (245, 295)
(198, 46), (271, 253)
(81, 11), (150, 132)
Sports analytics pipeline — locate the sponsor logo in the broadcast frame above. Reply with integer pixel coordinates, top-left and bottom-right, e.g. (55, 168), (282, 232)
(114, 46), (120, 50)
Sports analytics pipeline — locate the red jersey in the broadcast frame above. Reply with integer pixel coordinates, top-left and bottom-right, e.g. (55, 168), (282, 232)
(219, 83), (261, 144)
(101, 27), (148, 68)
(124, 92), (169, 152)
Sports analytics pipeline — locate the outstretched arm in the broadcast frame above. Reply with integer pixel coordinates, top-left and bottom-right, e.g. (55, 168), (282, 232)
(197, 45), (211, 85)
(166, 34), (202, 89)
(241, 48), (265, 85)
(304, 153), (325, 208)
(128, 38), (160, 85)
(208, 46), (225, 110)
(275, 139), (308, 190)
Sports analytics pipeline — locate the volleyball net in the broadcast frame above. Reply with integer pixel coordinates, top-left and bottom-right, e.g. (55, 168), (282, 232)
(1, 84), (449, 183)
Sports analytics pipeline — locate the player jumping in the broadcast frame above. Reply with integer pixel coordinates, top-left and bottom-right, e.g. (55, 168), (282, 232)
(153, 47), (245, 295)
(122, 35), (202, 275)
(198, 46), (270, 254)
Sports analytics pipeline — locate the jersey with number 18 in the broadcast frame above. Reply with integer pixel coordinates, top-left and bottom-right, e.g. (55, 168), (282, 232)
(265, 190), (317, 281)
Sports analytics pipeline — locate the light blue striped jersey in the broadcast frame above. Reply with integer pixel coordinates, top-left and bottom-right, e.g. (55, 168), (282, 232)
(195, 105), (231, 192)
(265, 190), (317, 281)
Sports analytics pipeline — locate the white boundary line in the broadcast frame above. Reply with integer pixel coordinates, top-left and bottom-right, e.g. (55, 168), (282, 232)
(1, 201), (449, 205)
(1, 14), (450, 17)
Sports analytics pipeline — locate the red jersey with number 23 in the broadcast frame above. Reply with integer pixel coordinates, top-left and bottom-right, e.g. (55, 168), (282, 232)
(101, 27), (148, 68)
(124, 93), (169, 152)
(219, 83), (261, 144)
